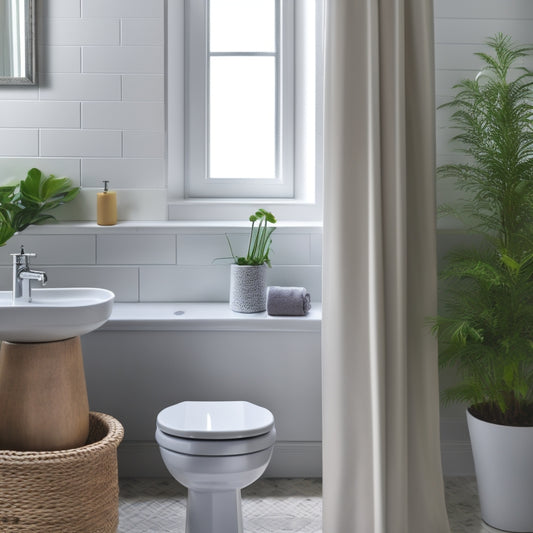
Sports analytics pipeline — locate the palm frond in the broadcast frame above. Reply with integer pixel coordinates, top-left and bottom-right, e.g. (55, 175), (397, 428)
(434, 35), (533, 424)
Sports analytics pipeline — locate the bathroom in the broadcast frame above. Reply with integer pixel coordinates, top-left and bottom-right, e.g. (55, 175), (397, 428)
(0, 0), (532, 532)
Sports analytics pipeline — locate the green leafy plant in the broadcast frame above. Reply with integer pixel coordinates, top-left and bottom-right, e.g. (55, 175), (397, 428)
(226, 209), (277, 266)
(431, 34), (533, 426)
(0, 168), (80, 247)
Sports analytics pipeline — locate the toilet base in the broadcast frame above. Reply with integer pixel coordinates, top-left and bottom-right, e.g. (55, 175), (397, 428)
(187, 488), (243, 533)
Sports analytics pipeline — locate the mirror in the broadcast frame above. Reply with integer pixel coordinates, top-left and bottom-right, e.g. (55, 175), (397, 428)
(0, 0), (35, 85)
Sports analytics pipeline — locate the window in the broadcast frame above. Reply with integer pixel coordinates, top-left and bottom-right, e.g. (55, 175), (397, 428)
(167, 0), (323, 217)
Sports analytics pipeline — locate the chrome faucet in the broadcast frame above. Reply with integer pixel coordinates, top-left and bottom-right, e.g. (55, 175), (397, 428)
(11, 246), (47, 303)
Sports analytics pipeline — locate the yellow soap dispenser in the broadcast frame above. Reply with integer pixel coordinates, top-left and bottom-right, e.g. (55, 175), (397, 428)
(97, 180), (117, 226)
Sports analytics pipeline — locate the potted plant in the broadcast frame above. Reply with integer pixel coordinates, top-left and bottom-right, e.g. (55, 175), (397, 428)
(0, 168), (79, 247)
(227, 209), (276, 313)
(432, 34), (533, 531)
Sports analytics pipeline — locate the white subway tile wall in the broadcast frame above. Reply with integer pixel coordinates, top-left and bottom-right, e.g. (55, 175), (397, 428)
(45, 0), (81, 18)
(81, 0), (164, 19)
(0, 0), (166, 208)
(0, 101), (80, 128)
(0, 226), (322, 303)
(97, 235), (176, 265)
(44, 265), (140, 301)
(123, 132), (165, 158)
(81, 159), (166, 188)
(0, 130), (39, 157)
(0, 86), (39, 101)
(44, 19), (120, 46)
(38, 74), (122, 101)
(177, 235), (237, 266)
(81, 102), (164, 130)
(309, 234), (322, 266)
(40, 46), (82, 73)
(122, 76), (164, 102)
(140, 265), (230, 302)
(82, 47), (164, 75)
(122, 20), (165, 46)
(40, 130), (122, 157)
(0, 158), (81, 182)
(0, 235), (95, 266)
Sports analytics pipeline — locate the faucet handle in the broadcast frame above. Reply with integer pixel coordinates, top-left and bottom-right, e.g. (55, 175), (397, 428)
(11, 245), (36, 258)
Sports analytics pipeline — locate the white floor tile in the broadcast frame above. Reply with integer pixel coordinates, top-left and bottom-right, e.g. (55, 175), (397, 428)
(118, 476), (505, 533)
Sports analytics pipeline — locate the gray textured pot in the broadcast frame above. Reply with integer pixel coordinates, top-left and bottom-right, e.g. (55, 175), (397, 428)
(229, 264), (267, 313)
(467, 409), (533, 532)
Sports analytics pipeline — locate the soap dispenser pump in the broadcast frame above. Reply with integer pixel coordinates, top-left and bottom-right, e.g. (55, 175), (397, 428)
(97, 180), (117, 226)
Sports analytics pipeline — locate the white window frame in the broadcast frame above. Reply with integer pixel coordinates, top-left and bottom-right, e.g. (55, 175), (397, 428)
(166, 0), (323, 221)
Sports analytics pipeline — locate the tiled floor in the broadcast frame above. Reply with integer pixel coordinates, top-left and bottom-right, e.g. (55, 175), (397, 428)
(444, 477), (505, 533)
(118, 478), (322, 533)
(118, 477), (503, 533)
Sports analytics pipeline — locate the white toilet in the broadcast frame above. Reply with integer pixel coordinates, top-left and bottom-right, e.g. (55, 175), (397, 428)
(155, 400), (276, 533)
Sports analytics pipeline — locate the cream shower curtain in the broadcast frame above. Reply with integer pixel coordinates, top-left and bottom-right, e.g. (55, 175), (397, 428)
(322, 0), (450, 532)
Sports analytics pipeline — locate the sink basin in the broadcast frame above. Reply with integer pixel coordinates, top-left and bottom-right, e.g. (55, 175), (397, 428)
(0, 288), (115, 343)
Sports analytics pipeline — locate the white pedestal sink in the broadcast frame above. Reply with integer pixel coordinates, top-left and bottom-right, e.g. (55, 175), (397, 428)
(0, 287), (114, 343)
(0, 287), (115, 451)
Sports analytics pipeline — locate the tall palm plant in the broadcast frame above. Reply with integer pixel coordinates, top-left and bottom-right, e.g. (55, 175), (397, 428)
(432, 34), (533, 426)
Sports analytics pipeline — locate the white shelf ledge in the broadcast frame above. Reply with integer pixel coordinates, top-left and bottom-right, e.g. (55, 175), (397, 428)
(18, 221), (323, 235)
(100, 301), (322, 333)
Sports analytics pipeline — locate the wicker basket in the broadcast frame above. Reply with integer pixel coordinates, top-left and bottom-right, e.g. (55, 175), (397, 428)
(0, 412), (124, 533)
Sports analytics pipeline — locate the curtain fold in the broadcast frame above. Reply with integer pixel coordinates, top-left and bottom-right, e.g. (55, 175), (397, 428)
(321, 0), (451, 531)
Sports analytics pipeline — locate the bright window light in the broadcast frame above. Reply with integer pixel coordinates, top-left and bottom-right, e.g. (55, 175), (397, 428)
(210, 0), (275, 53)
(208, 0), (278, 181)
(209, 56), (276, 179)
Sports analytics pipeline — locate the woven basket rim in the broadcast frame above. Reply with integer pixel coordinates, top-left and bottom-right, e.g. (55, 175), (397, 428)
(0, 411), (123, 462)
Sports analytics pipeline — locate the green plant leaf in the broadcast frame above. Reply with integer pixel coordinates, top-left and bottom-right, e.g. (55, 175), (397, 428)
(500, 253), (520, 273)
(0, 168), (78, 242)
(60, 187), (80, 203)
(503, 363), (517, 388)
(226, 209), (276, 266)
(0, 222), (15, 247)
(41, 176), (74, 200)
(19, 168), (45, 202)
(432, 33), (533, 425)
(30, 214), (56, 225)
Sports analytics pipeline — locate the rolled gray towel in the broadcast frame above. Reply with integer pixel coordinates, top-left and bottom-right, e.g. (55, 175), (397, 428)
(267, 286), (311, 316)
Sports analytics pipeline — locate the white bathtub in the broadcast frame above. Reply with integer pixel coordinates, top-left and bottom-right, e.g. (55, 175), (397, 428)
(81, 302), (322, 478)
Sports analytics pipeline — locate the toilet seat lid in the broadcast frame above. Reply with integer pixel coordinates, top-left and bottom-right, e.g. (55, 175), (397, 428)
(157, 401), (275, 439)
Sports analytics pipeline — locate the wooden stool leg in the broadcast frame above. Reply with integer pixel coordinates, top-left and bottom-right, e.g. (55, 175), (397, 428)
(0, 336), (89, 451)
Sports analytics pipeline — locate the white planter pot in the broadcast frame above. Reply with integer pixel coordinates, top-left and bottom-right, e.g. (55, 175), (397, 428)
(229, 264), (267, 313)
(467, 409), (533, 532)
